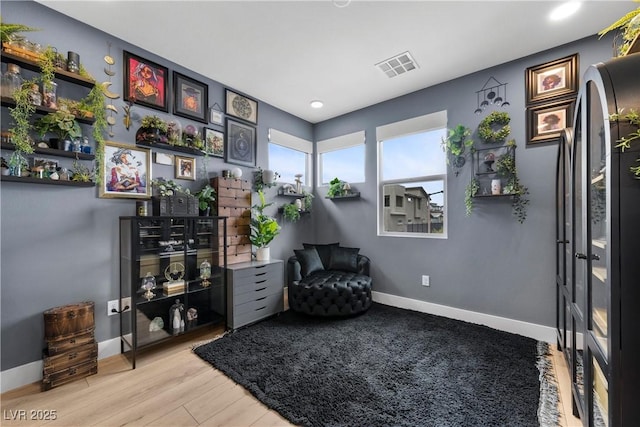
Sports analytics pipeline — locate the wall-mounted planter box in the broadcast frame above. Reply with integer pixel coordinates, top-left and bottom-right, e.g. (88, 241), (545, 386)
(326, 192), (360, 200)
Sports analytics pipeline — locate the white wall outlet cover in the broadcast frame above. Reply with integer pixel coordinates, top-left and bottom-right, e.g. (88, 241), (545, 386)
(155, 153), (174, 165)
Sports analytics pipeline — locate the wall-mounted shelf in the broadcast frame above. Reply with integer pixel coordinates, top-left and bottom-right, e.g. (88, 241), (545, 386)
(136, 140), (205, 157)
(1, 51), (96, 88)
(0, 97), (96, 125)
(1, 142), (95, 160)
(326, 192), (360, 200)
(0, 175), (95, 187)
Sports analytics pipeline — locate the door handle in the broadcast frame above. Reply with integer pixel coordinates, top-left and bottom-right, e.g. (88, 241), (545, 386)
(591, 254), (600, 261)
(575, 253), (587, 259)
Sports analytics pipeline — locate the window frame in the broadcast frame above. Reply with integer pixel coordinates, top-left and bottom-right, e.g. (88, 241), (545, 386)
(268, 128), (313, 187)
(376, 111), (448, 239)
(317, 131), (365, 186)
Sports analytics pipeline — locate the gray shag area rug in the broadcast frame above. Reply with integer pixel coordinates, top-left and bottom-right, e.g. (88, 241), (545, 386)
(194, 303), (558, 427)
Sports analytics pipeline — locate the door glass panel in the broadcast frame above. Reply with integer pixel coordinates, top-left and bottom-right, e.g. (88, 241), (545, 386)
(557, 288), (566, 349)
(565, 302), (573, 370)
(556, 136), (566, 284)
(592, 356), (609, 427)
(588, 81), (608, 357)
(573, 319), (585, 408)
(573, 107), (585, 318)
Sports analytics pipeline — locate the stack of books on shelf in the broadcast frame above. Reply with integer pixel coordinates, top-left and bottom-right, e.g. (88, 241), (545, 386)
(163, 280), (185, 296)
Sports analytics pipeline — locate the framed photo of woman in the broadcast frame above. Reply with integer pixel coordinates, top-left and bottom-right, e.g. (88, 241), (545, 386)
(525, 54), (578, 104)
(175, 156), (196, 180)
(100, 141), (151, 198)
(123, 51), (169, 112)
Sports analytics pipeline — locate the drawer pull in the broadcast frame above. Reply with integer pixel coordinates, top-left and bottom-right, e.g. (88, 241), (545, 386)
(69, 339), (76, 344)
(69, 368), (77, 375)
(68, 352), (78, 360)
(255, 272), (266, 277)
(255, 265), (267, 269)
(256, 279), (267, 284)
(256, 306), (266, 311)
(256, 296), (267, 301)
(68, 312), (77, 319)
(256, 287), (267, 292)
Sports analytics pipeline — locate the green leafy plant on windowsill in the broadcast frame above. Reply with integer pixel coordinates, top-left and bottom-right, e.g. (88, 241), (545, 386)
(610, 109), (640, 178)
(327, 177), (349, 198)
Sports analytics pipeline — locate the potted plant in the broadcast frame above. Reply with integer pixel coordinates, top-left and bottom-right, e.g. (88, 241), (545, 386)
(327, 177), (348, 198)
(195, 184), (216, 216)
(282, 202), (301, 222)
(7, 151), (28, 177)
(33, 109), (82, 149)
(136, 115), (168, 145)
(250, 190), (280, 260)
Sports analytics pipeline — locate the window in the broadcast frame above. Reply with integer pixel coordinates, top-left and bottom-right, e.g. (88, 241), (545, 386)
(268, 129), (313, 186)
(317, 131), (365, 185)
(377, 111), (447, 237)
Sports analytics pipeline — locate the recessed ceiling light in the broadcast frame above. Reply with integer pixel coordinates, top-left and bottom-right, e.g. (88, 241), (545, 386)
(549, 1), (581, 21)
(310, 100), (324, 109)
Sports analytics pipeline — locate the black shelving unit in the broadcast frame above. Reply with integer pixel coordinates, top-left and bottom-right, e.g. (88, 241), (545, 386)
(136, 140), (205, 157)
(326, 192), (361, 200)
(1, 51), (96, 88)
(0, 175), (94, 187)
(119, 216), (227, 368)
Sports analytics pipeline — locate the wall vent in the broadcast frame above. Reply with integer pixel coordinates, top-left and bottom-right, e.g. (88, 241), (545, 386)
(375, 51), (419, 78)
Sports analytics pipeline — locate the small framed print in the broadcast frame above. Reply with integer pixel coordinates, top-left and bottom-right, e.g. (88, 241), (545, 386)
(525, 53), (578, 105)
(123, 51), (169, 113)
(225, 89), (258, 125)
(210, 104), (224, 125)
(173, 72), (209, 123)
(527, 99), (574, 145)
(204, 127), (224, 157)
(175, 156), (196, 180)
(101, 141), (151, 198)
(225, 119), (256, 167)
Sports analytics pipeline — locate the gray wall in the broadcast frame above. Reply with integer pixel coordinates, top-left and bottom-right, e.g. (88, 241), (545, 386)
(1, 1), (617, 373)
(0, 1), (313, 371)
(312, 35), (614, 327)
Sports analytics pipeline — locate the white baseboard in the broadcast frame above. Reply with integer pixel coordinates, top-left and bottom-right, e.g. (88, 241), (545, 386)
(372, 291), (556, 343)
(1, 337), (121, 394)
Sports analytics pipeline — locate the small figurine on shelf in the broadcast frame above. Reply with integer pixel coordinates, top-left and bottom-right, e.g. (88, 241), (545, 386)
(169, 299), (185, 335)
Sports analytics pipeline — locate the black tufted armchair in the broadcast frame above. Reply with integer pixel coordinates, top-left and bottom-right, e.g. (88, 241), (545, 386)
(287, 243), (372, 316)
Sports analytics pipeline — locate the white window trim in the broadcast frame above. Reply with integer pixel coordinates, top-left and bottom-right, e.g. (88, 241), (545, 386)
(376, 111), (448, 239)
(268, 128), (313, 186)
(317, 130), (365, 186)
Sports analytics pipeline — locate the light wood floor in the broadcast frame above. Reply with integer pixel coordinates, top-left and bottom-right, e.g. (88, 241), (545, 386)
(1, 328), (582, 427)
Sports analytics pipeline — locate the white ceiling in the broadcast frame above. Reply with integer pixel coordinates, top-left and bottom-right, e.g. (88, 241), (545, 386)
(37, 1), (634, 124)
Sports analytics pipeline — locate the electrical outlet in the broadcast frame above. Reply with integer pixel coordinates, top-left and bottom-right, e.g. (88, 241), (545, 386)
(107, 299), (119, 316)
(120, 297), (131, 313)
(422, 275), (430, 287)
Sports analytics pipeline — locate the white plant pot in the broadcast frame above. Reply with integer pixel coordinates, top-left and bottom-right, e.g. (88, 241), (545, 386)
(491, 179), (502, 195)
(256, 247), (270, 261)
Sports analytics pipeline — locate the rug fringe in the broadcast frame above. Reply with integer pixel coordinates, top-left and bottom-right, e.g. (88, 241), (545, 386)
(191, 329), (230, 351)
(537, 341), (560, 427)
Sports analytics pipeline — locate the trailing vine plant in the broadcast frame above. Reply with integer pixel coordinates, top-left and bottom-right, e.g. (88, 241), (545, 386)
(464, 178), (479, 216)
(8, 80), (36, 154)
(478, 111), (511, 144)
(496, 143), (530, 223)
(83, 83), (107, 185)
(610, 109), (640, 178)
(38, 45), (56, 92)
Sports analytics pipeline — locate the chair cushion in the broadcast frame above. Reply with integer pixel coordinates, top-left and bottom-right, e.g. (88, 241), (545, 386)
(291, 270), (372, 316)
(328, 246), (360, 273)
(303, 242), (339, 270)
(294, 247), (325, 277)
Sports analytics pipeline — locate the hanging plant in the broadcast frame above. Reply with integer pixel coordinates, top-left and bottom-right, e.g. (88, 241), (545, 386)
(506, 176), (530, 223)
(38, 46), (56, 91)
(441, 124), (472, 156)
(82, 83), (107, 185)
(464, 178), (479, 216)
(282, 203), (301, 222)
(610, 109), (640, 178)
(478, 111), (511, 144)
(8, 80), (37, 154)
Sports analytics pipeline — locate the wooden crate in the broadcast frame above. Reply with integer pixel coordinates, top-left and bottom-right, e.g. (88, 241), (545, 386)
(43, 301), (95, 339)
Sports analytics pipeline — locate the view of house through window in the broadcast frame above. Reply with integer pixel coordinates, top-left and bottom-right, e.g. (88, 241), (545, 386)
(268, 129), (312, 186)
(377, 111), (447, 237)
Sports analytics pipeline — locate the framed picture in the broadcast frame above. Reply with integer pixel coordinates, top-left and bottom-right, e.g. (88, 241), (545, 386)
(100, 141), (151, 198)
(210, 103), (224, 125)
(226, 89), (258, 125)
(225, 119), (256, 167)
(204, 127), (224, 157)
(525, 53), (578, 104)
(527, 99), (575, 145)
(175, 156), (196, 180)
(173, 71), (209, 123)
(123, 51), (169, 112)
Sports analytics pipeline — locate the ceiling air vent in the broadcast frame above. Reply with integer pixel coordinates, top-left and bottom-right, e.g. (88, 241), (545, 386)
(375, 51), (419, 78)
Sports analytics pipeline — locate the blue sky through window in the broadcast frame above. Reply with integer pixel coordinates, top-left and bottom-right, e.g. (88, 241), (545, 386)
(268, 143), (307, 185)
(320, 144), (365, 184)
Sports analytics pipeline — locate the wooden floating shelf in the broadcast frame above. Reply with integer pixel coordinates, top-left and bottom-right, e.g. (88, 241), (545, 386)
(0, 175), (95, 187)
(136, 140), (205, 157)
(1, 97), (96, 125)
(1, 50), (96, 88)
(326, 192), (360, 200)
(1, 142), (95, 160)
(473, 194), (514, 199)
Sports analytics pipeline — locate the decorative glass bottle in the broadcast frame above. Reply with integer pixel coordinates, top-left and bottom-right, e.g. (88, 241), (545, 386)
(140, 272), (156, 300)
(27, 83), (42, 106)
(1, 64), (23, 98)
